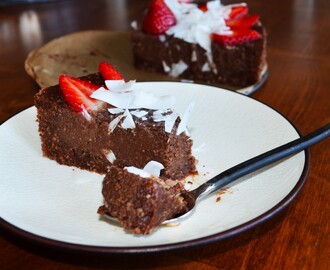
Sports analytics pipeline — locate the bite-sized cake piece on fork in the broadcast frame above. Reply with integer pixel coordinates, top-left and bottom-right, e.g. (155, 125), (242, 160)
(98, 163), (189, 234)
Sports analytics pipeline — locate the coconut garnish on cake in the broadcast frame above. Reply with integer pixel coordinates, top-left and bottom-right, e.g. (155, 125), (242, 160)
(34, 61), (197, 179)
(89, 77), (191, 134)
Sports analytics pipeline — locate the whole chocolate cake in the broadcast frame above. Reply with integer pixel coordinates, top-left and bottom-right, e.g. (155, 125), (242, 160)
(131, 0), (267, 88)
(34, 62), (197, 180)
(98, 165), (189, 234)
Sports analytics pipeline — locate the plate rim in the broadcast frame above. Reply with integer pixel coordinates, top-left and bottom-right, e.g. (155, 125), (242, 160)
(0, 83), (309, 254)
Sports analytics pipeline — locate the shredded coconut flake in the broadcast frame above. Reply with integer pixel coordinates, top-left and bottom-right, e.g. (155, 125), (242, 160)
(131, 92), (176, 110)
(191, 50), (197, 62)
(162, 61), (171, 73)
(81, 107), (92, 121)
(131, 20), (138, 30)
(130, 110), (148, 118)
(91, 87), (133, 109)
(105, 80), (135, 93)
(124, 161), (165, 178)
(109, 114), (124, 132)
(165, 114), (178, 133)
(125, 167), (151, 178)
(159, 35), (166, 42)
(92, 81), (175, 111)
(105, 150), (116, 163)
(121, 109), (136, 129)
(177, 102), (195, 135)
(143, 161), (164, 177)
(153, 109), (171, 117)
(153, 112), (170, 122)
(202, 62), (211, 72)
(169, 60), (188, 77)
(152, 110), (178, 133)
(108, 108), (125, 114)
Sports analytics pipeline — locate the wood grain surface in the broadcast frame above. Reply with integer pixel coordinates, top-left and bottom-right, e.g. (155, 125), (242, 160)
(0, 0), (329, 269)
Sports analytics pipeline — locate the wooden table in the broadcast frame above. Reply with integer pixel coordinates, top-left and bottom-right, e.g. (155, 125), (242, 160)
(0, 0), (329, 269)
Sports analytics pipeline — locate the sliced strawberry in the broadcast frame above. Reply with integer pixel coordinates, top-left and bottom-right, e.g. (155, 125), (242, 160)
(98, 62), (123, 81)
(227, 5), (248, 20)
(59, 75), (103, 113)
(212, 28), (262, 46)
(226, 15), (260, 29)
(142, 0), (176, 35)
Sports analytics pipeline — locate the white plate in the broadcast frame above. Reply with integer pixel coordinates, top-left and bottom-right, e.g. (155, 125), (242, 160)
(0, 82), (307, 253)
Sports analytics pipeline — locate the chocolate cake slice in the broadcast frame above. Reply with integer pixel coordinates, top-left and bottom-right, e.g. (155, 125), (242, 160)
(131, 0), (267, 88)
(98, 165), (189, 234)
(34, 63), (197, 180)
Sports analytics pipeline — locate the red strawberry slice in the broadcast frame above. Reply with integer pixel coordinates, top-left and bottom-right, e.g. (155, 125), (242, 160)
(228, 5), (248, 20)
(212, 28), (262, 46)
(59, 75), (103, 113)
(142, 0), (176, 35)
(98, 62), (123, 81)
(226, 15), (260, 29)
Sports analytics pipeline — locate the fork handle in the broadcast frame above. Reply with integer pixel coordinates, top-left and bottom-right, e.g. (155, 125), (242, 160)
(194, 123), (330, 200)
